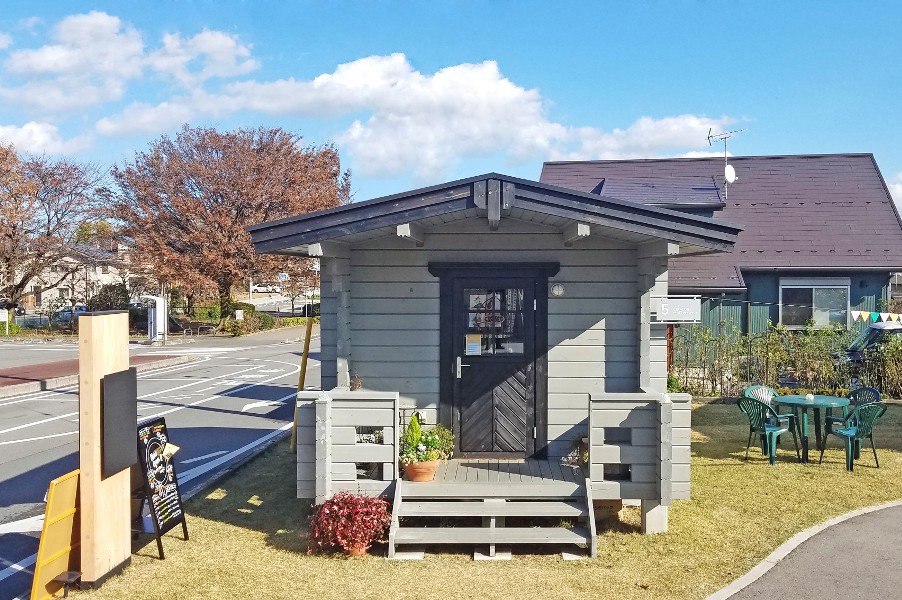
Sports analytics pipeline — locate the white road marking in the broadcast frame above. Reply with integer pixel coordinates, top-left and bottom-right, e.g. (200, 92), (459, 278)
(0, 515), (43, 534)
(0, 431), (76, 446)
(0, 364), (262, 436)
(179, 421), (293, 484)
(0, 412), (79, 436)
(0, 553), (36, 582)
(141, 347), (244, 354)
(241, 400), (283, 412)
(179, 450), (229, 465)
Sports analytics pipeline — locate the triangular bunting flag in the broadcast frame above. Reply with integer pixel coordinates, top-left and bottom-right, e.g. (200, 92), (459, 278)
(881, 313), (891, 322)
(892, 314), (900, 322)
(851, 310), (862, 321)
(871, 312), (881, 322)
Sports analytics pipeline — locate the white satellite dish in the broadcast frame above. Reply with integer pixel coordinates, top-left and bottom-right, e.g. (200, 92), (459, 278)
(724, 163), (737, 184)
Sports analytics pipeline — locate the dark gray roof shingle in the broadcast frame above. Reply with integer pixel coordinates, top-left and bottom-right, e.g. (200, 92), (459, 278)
(541, 154), (902, 290)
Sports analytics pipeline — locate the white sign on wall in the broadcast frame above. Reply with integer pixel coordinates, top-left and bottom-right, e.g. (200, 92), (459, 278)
(652, 296), (701, 323)
(0, 310), (7, 322)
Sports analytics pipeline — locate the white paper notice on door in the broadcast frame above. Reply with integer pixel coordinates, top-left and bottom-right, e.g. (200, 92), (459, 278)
(465, 334), (481, 355)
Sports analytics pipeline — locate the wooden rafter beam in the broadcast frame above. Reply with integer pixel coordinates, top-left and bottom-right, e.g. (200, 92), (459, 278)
(396, 223), (425, 247)
(561, 222), (591, 246)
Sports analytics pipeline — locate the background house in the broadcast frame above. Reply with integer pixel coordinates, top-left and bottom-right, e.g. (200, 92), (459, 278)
(541, 153), (902, 335)
(18, 242), (136, 311)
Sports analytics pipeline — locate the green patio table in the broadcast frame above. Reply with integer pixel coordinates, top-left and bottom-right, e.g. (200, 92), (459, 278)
(776, 395), (850, 463)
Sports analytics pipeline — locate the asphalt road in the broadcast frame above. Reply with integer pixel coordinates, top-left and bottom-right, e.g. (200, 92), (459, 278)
(0, 327), (320, 600)
(729, 504), (902, 600)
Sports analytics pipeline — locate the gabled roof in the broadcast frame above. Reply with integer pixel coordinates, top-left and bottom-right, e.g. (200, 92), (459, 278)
(542, 154), (902, 290)
(248, 173), (741, 255)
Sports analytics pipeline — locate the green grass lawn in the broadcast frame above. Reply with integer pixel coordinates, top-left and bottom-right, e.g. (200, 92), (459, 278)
(83, 403), (902, 600)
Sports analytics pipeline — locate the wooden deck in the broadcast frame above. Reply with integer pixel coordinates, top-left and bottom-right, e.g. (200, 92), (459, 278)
(389, 458), (597, 558)
(432, 458), (584, 484)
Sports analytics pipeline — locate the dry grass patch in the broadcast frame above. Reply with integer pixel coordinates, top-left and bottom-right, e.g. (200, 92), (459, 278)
(82, 403), (902, 600)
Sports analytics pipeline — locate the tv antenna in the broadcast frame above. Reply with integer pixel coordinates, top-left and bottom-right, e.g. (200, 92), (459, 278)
(707, 128), (745, 201)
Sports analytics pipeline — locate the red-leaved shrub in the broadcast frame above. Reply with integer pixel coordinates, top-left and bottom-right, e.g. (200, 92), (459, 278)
(307, 491), (392, 554)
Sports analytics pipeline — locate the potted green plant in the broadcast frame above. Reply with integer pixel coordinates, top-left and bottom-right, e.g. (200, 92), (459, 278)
(399, 414), (454, 482)
(307, 491), (392, 556)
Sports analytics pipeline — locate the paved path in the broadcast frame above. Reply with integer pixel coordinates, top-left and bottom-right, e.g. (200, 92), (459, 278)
(725, 503), (902, 599)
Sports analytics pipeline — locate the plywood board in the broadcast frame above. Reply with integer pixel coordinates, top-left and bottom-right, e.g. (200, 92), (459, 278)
(79, 312), (131, 586)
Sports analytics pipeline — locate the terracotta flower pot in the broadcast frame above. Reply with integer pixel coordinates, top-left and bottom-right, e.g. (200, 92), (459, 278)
(345, 545), (368, 557)
(402, 459), (441, 482)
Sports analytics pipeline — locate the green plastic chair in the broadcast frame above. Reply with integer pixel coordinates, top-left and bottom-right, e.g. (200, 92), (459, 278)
(825, 387), (880, 441)
(738, 397), (801, 464)
(819, 402), (887, 471)
(743, 384), (797, 433)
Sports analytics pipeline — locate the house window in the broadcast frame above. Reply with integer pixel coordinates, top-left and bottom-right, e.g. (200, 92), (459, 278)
(58, 287), (69, 299)
(779, 278), (850, 328)
(101, 265), (109, 274)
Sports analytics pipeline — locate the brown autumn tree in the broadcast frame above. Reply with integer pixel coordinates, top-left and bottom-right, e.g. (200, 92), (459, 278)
(0, 144), (104, 304)
(109, 125), (349, 319)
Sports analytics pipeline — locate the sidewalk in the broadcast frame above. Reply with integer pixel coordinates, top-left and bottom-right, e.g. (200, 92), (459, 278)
(0, 354), (197, 398)
(710, 501), (902, 599)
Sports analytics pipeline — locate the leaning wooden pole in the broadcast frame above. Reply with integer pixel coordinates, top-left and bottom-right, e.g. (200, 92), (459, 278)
(290, 315), (315, 451)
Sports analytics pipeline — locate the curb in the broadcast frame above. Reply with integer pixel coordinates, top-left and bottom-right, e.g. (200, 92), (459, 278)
(180, 428), (292, 501)
(705, 498), (902, 599)
(0, 355), (200, 399)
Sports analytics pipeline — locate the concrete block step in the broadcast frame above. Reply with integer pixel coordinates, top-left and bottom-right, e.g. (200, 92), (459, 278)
(399, 500), (589, 518)
(393, 526), (592, 545)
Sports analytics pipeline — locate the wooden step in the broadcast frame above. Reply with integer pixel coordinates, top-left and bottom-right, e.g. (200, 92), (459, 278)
(399, 500), (588, 518)
(400, 481), (584, 499)
(393, 526), (592, 545)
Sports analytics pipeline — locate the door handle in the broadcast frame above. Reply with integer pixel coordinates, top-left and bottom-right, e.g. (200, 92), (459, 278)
(456, 356), (471, 379)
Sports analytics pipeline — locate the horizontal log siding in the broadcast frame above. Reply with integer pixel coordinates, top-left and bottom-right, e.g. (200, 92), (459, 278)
(670, 393), (692, 500)
(346, 218), (640, 457)
(588, 392), (688, 501)
(298, 390), (399, 501)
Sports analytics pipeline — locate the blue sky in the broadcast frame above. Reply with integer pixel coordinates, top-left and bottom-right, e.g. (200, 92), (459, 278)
(1, 1), (901, 203)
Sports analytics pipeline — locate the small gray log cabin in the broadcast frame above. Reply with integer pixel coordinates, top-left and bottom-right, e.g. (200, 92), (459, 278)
(249, 173), (741, 555)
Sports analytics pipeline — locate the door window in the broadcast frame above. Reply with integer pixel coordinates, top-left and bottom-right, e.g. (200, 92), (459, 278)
(464, 288), (526, 355)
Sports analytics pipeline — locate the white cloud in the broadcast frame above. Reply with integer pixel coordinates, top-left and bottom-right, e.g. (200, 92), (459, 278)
(95, 91), (238, 135)
(5, 11), (143, 79)
(1, 13), (740, 182)
(97, 52), (735, 180)
(0, 33), (11, 49)
(0, 12), (258, 115)
(147, 30), (258, 88)
(889, 173), (902, 205)
(561, 115), (736, 161)
(0, 121), (91, 154)
(1, 11), (144, 112)
(17, 17), (43, 34)
(95, 101), (196, 136)
(224, 54), (569, 178)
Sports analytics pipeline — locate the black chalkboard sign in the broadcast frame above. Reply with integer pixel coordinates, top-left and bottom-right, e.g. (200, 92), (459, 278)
(102, 367), (138, 479)
(136, 416), (188, 558)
